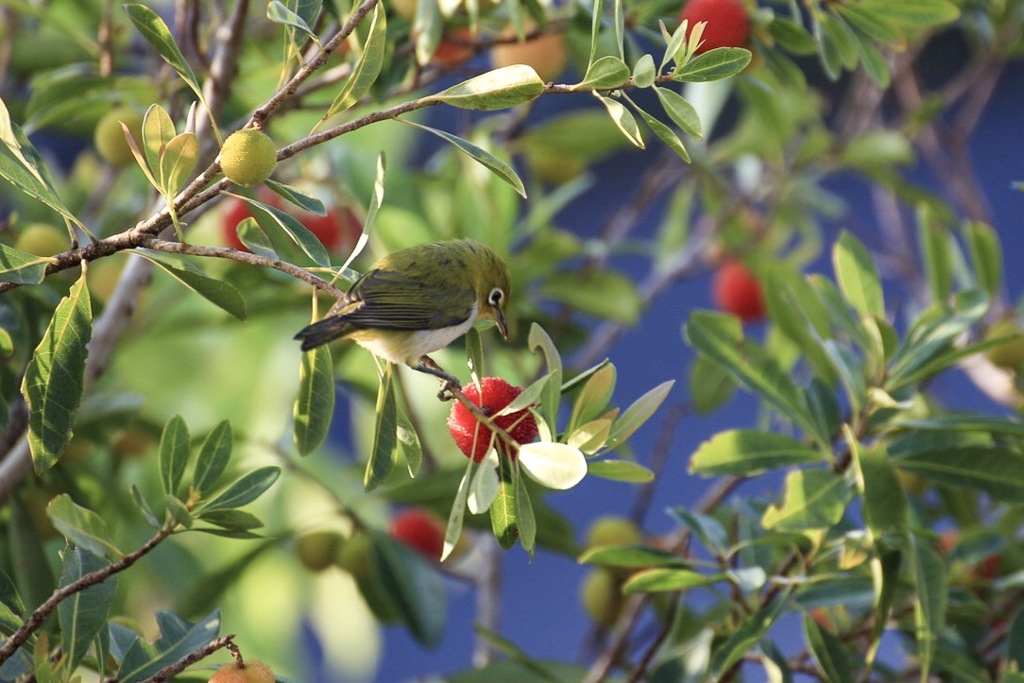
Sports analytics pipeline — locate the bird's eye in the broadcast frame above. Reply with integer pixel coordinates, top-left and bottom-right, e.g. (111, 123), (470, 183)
(488, 287), (504, 306)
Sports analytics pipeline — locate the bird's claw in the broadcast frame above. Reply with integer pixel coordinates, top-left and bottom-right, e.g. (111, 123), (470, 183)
(436, 377), (461, 401)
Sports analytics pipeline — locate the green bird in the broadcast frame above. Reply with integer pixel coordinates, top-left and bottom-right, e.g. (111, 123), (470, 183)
(295, 239), (511, 390)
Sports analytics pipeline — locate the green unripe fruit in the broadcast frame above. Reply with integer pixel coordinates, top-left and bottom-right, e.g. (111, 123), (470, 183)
(986, 319), (1024, 369)
(208, 659), (274, 683)
(335, 532), (373, 579)
(14, 223), (70, 256)
(295, 530), (343, 573)
(580, 569), (623, 626)
(585, 515), (642, 548)
(94, 108), (144, 167)
(220, 129), (277, 186)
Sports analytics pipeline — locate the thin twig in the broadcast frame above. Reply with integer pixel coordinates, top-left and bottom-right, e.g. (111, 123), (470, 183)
(0, 525), (176, 665)
(143, 634), (236, 683)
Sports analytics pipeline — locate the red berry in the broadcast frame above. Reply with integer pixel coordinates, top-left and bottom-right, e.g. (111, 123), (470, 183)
(301, 207), (361, 252)
(712, 259), (764, 322)
(679, 0), (750, 54)
(433, 27), (476, 66)
(447, 377), (539, 462)
(221, 198), (253, 251)
(390, 508), (446, 559)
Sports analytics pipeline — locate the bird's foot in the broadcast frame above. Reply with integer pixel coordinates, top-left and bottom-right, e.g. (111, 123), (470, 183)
(414, 356), (462, 401)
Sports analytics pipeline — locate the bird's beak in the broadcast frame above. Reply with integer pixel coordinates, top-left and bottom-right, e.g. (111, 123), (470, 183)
(495, 308), (508, 340)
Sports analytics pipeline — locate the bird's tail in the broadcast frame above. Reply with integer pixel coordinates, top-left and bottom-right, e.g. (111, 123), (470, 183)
(295, 316), (351, 351)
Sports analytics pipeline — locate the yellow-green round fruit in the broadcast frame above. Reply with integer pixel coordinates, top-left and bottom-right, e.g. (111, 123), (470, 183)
(94, 108), (144, 167)
(295, 530), (343, 573)
(208, 660), (274, 683)
(386, 0), (417, 20)
(335, 532), (373, 579)
(220, 129), (277, 187)
(585, 515), (642, 548)
(14, 223), (70, 256)
(491, 31), (567, 83)
(580, 569), (622, 627)
(986, 319), (1024, 369)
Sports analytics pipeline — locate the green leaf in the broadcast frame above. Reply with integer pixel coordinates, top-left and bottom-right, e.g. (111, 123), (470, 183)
(197, 509), (263, 531)
(607, 380), (674, 448)
(0, 243), (51, 285)
(157, 132), (198, 195)
(568, 363), (616, 433)
(654, 86), (703, 139)
(514, 471), (537, 555)
(434, 65), (545, 110)
(910, 531), (947, 683)
(892, 445), (1024, 501)
(137, 252), (246, 320)
(240, 194), (332, 267)
(371, 533), (446, 647)
(918, 208), (953, 303)
(267, 0), (318, 37)
(541, 267), (644, 323)
(1007, 607), (1024, 670)
(577, 56), (630, 91)
(193, 420), (233, 498)
(859, 0), (959, 27)
(690, 429), (826, 477)
(632, 101), (691, 162)
(568, 417), (613, 454)
(685, 311), (827, 444)
(623, 568), (720, 594)
(47, 494), (121, 558)
(490, 456), (518, 549)
(964, 221), (1001, 297)
(294, 343), (334, 456)
(761, 469), (852, 531)
(397, 401), (423, 477)
(117, 610), (221, 683)
(632, 54), (656, 88)
(689, 352), (735, 414)
(803, 613), (855, 683)
(586, 459), (654, 483)
(0, 568), (25, 633)
(366, 363), (397, 490)
(710, 599), (787, 677)
(674, 47), (751, 82)
(833, 231), (884, 318)
(142, 104), (176, 181)
(869, 549), (901, 667)
(852, 440), (906, 534)
(518, 442), (587, 490)
(594, 93), (644, 149)
(123, 5), (204, 103)
(579, 544), (683, 569)
(58, 547), (117, 672)
(402, 120), (526, 198)
(158, 414), (190, 498)
(834, 4), (900, 43)
(768, 16), (818, 55)
(322, 3), (386, 120)
(265, 179), (326, 215)
(0, 98), (81, 229)
(200, 466), (280, 512)
(21, 269), (92, 474)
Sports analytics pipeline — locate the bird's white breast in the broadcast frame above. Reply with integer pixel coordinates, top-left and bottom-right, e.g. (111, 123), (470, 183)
(355, 301), (479, 365)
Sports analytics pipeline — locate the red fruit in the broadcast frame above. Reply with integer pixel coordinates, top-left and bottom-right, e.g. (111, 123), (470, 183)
(712, 259), (764, 322)
(390, 508), (446, 559)
(433, 27), (476, 66)
(221, 198), (253, 251)
(301, 207), (361, 252)
(447, 377), (539, 462)
(679, 0), (750, 54)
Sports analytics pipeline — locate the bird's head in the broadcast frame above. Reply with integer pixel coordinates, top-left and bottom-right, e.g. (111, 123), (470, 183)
(469, 244), (511, 340)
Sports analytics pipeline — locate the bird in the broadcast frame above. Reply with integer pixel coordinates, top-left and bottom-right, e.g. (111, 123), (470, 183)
(295, 239), (511, 394)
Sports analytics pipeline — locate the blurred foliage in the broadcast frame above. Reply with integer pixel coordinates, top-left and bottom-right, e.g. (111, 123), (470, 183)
(1, 0), (1024, 681)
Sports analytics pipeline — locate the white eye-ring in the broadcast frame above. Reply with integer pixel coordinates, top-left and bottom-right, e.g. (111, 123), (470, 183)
(488, 287), (504, 306)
